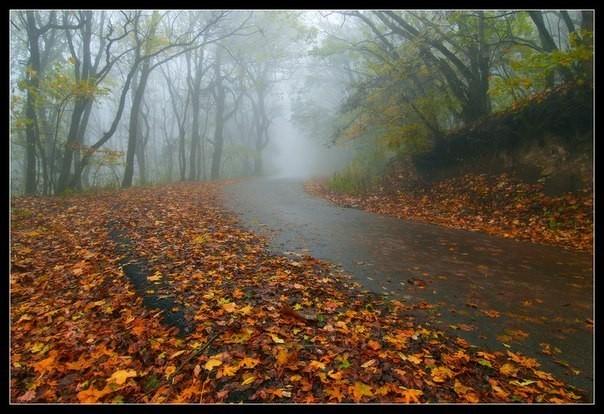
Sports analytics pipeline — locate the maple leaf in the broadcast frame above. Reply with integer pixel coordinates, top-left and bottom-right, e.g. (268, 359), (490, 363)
(398, 388), (423, 403)
(33, 350), (58, 374)
(350, 381), (373, 402)
(108, 369), (137, 385)
(431, 366), (454, 383)
(506, 351), (540, 369)
(325, 386), (344, 402)
(77, 385), (114, 403)
(499, 363), (519, 377)
(308, 360), (326, 371)
(220, 364), (239, 377)
(239, 357), (260, 369)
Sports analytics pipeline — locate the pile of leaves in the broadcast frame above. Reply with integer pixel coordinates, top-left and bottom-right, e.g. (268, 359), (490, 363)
(306, 173), (592, 252)
(11, 182), (585, 403)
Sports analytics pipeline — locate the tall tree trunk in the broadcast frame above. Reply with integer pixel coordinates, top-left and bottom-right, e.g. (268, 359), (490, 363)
(122, 61), (151, 188)
(57, 12), (93, 193)
(210, 48), (225, 180)
(136, 107), (150, 185)
(23, 12), (41, 195)
(188, 48), (205, 180)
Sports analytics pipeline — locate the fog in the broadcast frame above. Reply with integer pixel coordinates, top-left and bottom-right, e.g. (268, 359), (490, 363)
(266, 80), (353, 179)
(10, 10), (588, 195)
(10, 10), (363, 194)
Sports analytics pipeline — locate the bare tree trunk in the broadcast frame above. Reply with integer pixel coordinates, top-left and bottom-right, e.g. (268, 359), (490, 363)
(210, 48), (225, 180)
(188, 47), (205, 180)
(122, 60), (151, 188)
(23, 12), (42, 195)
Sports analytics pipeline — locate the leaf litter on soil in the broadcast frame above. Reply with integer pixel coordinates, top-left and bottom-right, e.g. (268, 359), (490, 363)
(10, 182), (586, 403)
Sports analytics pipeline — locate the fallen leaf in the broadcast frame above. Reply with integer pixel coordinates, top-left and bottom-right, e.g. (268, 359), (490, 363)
(350, 381), (373, 402)
(204, 358), (222, 371)
(108, 369), (137, 385)
(431, 366), (454, 383)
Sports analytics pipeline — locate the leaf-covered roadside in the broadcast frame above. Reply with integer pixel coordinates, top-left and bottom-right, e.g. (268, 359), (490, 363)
(306, 173), (592, 252)
(11, 182), (585, 403)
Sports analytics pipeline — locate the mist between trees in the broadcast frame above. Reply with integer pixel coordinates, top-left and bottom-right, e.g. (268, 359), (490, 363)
(9, 10), (593, 196)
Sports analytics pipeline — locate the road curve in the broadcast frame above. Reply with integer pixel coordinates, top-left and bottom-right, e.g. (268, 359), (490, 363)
(223, 177), (593, 400)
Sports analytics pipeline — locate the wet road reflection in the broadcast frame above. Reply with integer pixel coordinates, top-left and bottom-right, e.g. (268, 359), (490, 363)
(224, 177), (593, 400)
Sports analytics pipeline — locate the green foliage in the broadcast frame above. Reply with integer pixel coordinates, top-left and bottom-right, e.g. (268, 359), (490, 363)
(489, 28), (593, 111)
(327, 148), (389, 195)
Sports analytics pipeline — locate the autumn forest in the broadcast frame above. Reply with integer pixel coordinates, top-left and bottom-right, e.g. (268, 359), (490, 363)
(10, 10), (594, 404)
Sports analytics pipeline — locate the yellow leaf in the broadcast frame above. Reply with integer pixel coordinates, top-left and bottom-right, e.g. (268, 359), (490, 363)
(192, 234), (208, 244)
(308, 360), (326, 370)
(147, 271), (162, 282)
(222, 302), (237, 313)
(407, 354), (422, 365)
(361, 359), (376, 368)
(204, 358), (223, 371)
(351, 381), (373, 402)
(30, 342), (45, 353)
(108, 369), (137, 385)
(241, 375), (256, 385)
(499, 363), (519, 377)
(327, 370), (343, 380)
(270, 334), (284, 344)
(238, 305), (253, 315)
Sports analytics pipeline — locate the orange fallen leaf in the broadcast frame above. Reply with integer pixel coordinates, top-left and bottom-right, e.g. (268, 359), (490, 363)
(431, 366), (454, 383)
(398, 388), (423, 403)
(367, 339), (381, 350)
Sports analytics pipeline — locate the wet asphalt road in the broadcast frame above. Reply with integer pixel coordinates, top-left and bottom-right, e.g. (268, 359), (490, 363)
(223, 177), (594, 400)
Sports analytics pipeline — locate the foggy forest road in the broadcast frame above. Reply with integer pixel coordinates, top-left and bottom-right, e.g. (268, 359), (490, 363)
(223, 177), (593, 399)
